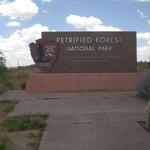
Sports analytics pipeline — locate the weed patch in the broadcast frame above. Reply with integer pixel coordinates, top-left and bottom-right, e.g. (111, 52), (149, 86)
(0, 114), (48, 132)
(138, 121), (150, 134)
(0, 137), (12, 150)
(0, 101), (18, 113)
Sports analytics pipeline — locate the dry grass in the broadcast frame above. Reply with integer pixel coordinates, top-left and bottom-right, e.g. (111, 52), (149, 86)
(0, 100), (48, 150)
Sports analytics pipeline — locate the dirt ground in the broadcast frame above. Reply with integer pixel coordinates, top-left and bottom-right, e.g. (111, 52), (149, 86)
(0, 101), (43, 150)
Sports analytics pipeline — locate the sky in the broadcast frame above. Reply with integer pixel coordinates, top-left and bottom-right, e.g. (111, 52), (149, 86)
(0, 0), (150, 67)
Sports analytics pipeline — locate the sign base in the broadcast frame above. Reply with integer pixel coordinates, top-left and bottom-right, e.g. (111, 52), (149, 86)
(26, 73), (139, 92)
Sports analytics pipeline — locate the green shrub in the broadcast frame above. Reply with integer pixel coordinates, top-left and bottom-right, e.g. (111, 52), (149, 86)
(0, 51), (8, 90)
(0, 89), (6, 95)
(137, 61), (149, 72)
(136, 72), (150, 101)
(0, 114), (47, 132)
(5, 81), (13, 90)
(0, 137), (11, 150)
(20, 81), (26, 90)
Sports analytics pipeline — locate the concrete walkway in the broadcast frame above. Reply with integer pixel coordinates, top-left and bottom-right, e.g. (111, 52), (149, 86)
(0, 90), (150, 150)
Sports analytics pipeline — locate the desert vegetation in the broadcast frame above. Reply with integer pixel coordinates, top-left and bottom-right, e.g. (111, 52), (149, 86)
(0, 100), (48, 150)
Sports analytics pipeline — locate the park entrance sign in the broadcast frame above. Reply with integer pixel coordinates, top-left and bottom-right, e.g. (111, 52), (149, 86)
(29, 32), (137, 73)
(27, 32), (138, 92)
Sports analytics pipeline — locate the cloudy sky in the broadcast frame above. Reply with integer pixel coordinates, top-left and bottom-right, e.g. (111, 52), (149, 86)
(0, 0), (150, 67)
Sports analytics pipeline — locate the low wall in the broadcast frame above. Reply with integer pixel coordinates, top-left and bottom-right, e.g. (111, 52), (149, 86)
(26, 73), (140, 92)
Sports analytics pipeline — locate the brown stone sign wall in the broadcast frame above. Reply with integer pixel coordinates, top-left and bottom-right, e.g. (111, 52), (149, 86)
(30, 32), (137, 73)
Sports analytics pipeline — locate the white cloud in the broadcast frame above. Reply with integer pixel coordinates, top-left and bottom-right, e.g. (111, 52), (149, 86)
(137, 46), (150, 61)
(137, 32), (150, 45)
(137, 32), (150, 61)
(66, 14), (121, 31)
(0, 24), (50, 67)
(0, 0), (39, 21)
(137, 10), (147, 19)
(7, 21), (21, 27)
(137, 10), (150, 25)
(137, 32), (150, 41)
(147, 41), (150, 45)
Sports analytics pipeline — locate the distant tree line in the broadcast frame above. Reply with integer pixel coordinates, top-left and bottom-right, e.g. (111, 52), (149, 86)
(137, 61), (150, 72)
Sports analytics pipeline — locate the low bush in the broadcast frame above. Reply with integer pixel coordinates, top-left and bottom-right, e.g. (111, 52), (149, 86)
(0, 137), (11, 150)
(0, 89), (6, 95)
(0, 114), (47, 132)
(20, 81), (26, 90)
(136, 72), (150, 101)
(5, 81), (13, 90)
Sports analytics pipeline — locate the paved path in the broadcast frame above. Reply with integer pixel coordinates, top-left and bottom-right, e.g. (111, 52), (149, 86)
(0, 90), (150, 150)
